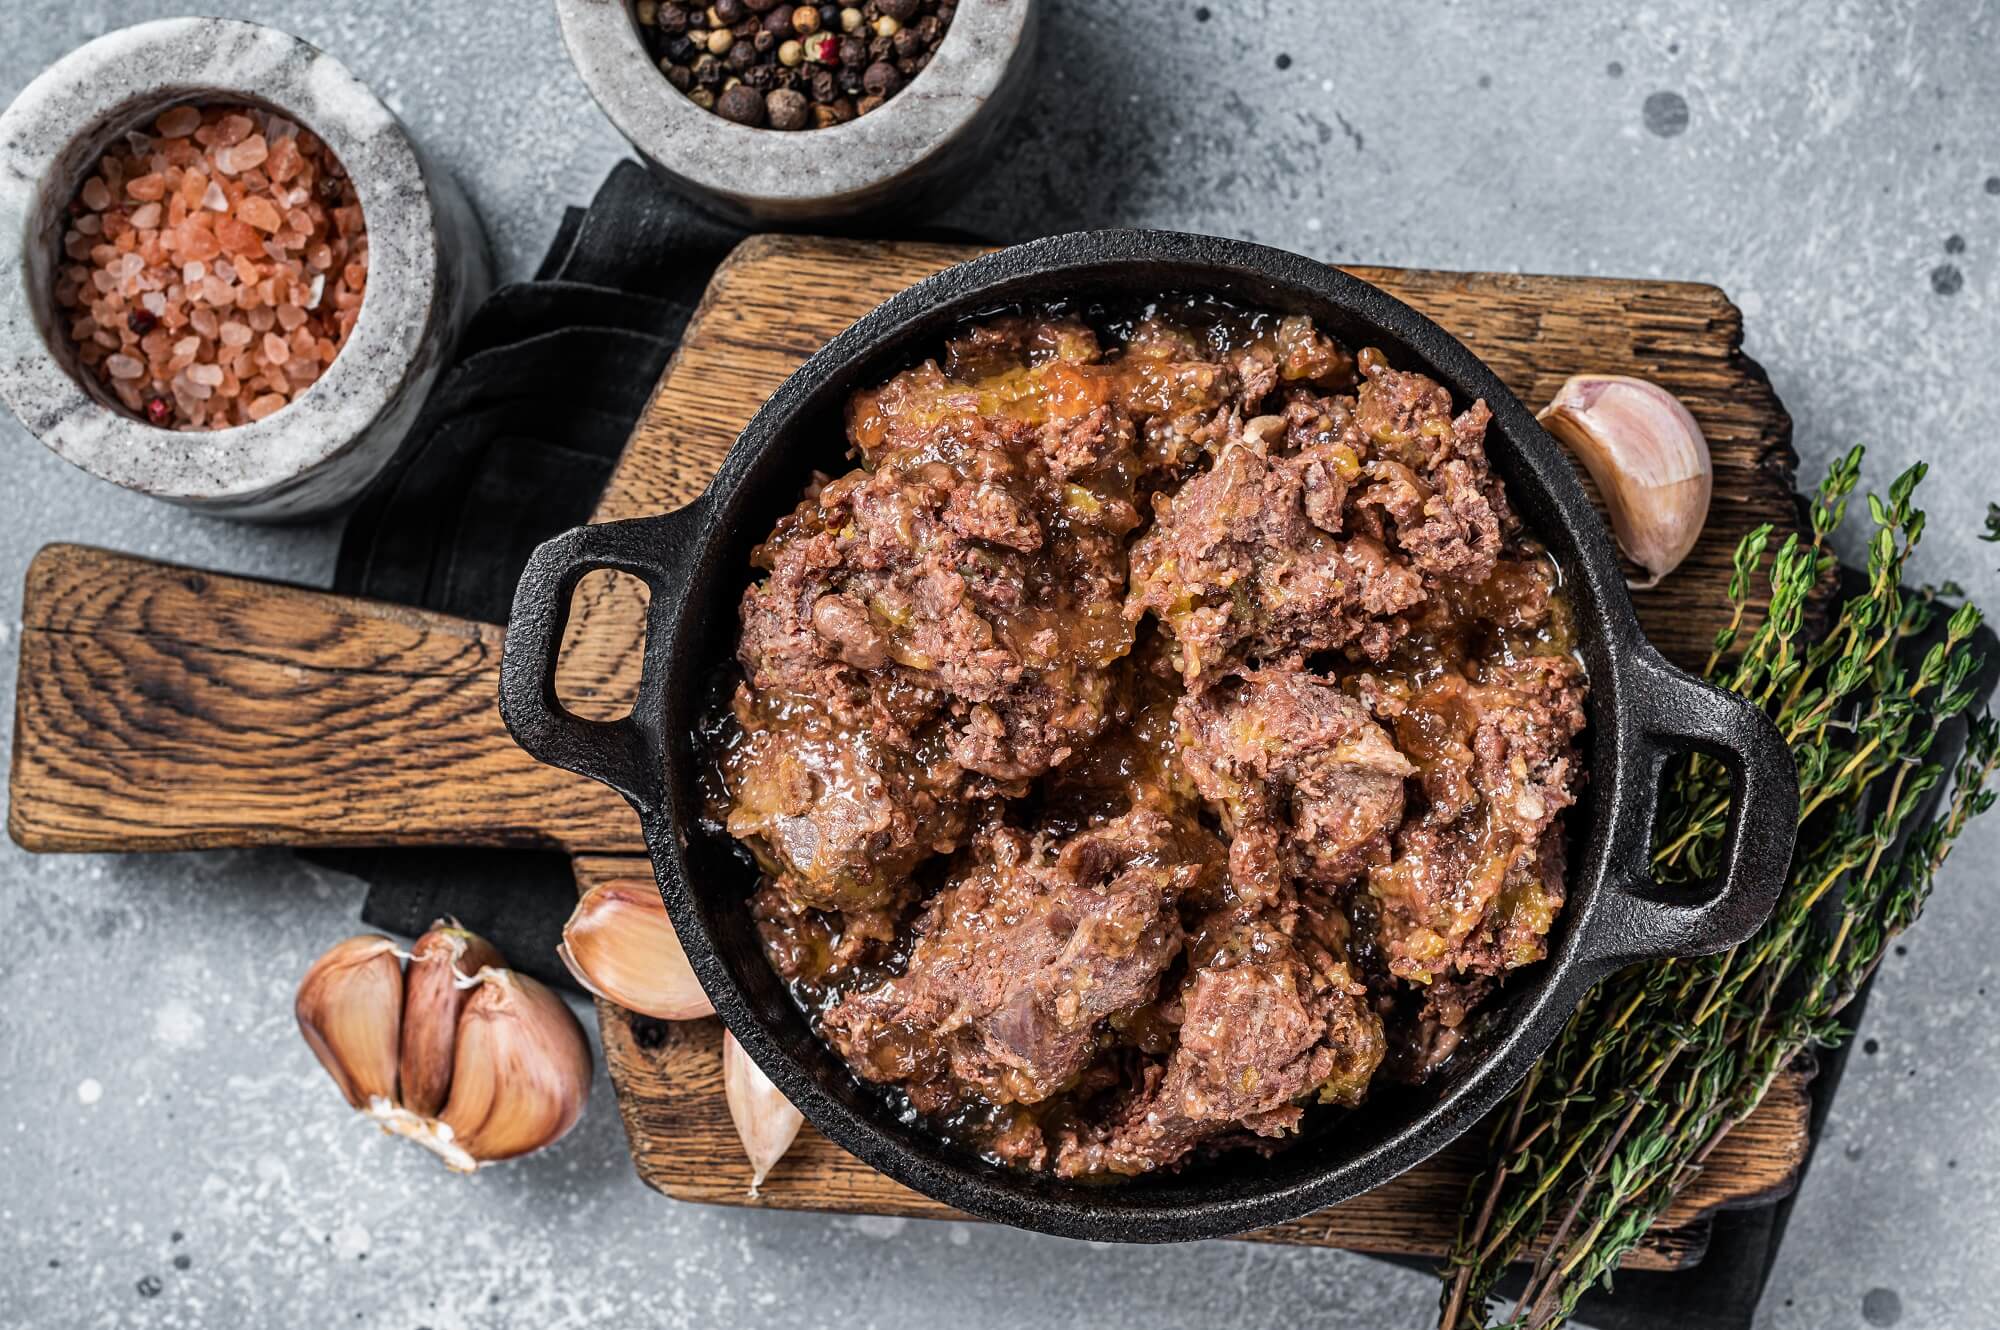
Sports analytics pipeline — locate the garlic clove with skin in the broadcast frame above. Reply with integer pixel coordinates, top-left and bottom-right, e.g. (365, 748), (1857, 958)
(558, 882), (714, 1021)
(430, 968), (593, 1171)
(723, 1030), (803, 1196)
(1537, 373), (1712, 589)
(296, 934), (404, 1111)
(399, 921), (504, 1118)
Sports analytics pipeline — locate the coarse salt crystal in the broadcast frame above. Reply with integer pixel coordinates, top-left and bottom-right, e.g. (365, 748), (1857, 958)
(182, 261), (205, 283)
(155, 105), (202, 138)
(81, 177), (110, 210)
(219, 321), (252, 347)
(187, 362), (224, 387)
(105, 353), (144, 379)
(202, 182), (229, 212)
(141, 291), (167, 317)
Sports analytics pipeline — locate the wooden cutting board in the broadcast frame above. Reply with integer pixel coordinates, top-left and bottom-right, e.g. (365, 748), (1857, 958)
(9, 235), (1811, 1268)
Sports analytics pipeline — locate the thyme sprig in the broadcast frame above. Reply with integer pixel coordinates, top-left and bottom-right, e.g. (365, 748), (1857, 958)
(1439, 449), (1999, 1329)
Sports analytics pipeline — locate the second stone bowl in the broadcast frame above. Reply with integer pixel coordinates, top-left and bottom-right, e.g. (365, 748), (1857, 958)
(558, 0), (1037, 225)
(0, 17), (492, 520)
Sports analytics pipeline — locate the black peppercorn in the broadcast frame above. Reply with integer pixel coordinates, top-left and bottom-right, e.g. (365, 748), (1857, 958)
(733, 16), (760, 36)
(664, 32), (697, 61)
(876, 0), (917, 18)
(658, 3), (690, 31)
(664, 61), (694, 89)
(838, 64), (866, 94)
(713, 0), (745, 20)
(765, 86), (809, 128)
(892, 26), (921, 56)
(863, 59), (902, 96)
(743, 0), (778, 9)
(809, 68), (838, 101)
(914, 14), (939, 42)
(692, 52), (724, 85)
(818, 3), (841, 26)
(839, 34), (868, 65)
(894, 54), (918, 76)
(936, 0), (954, 21)
(743, 62), (777, 87)
(867, 33), (893, 59)
(761, 7), (793, 33)
(754, 28), (776, 51)
(726, 40), (756, 69)
(716, 82), (766, 123)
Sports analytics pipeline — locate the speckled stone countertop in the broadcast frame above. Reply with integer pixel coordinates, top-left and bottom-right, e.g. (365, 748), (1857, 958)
(2, 3), (1994, 1328)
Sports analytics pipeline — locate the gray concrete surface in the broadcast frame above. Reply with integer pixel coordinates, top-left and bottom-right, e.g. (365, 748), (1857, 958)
(2, 2), (1995, 1327)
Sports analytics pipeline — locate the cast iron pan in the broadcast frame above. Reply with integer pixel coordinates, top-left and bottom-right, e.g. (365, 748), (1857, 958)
(498, 230), (1798, 1242)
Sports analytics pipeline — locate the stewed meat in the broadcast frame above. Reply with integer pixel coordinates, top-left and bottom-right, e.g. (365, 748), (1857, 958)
(1175, 670), (1415, 904)
(823, 811), (1215, 1108)
(704, 301), (1589, 1179)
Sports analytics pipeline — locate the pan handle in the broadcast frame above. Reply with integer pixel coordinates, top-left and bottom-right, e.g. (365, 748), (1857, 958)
(1574, 644), (1799, 974)
(498, 506), (707, 814)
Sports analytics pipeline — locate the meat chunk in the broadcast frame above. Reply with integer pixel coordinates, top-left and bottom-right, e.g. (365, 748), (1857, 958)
(1367, 655), (1588, 982)
(1348, 361), (1512, 584)
(729, 411), (1142, 903)
(1175, 670), (1415, 901)
(1052, 919), (1385, 1177)
(720, 685), (965, 912)
(1126, 430), (1427, 685)
(823, 812), (1216, 1107)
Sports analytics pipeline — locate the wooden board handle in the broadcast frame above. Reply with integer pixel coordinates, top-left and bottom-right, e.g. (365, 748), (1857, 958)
(8, 544), (642, 854)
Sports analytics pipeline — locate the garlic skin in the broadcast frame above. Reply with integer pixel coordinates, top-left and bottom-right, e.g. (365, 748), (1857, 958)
(296, 933), (592, 1173)
(1537, 374), (1712, 588)
(432, 969), (593, 1171)
(400, 923), (504, 1118)
(559, 882), (714, 1021)
(723, 1030), (803, 1196)
(296, 935), (404, 1110)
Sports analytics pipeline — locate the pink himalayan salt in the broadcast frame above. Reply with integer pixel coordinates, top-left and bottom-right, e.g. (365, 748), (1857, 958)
(54, 102), (368, 430)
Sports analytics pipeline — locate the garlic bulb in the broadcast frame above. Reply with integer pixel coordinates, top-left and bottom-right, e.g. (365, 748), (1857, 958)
(1537, 373), (1712, 588)
(400, 923), (503, 1117)
(723, 1030), (803, 1196)
(295, 924), (592, 1173)
(558, 881), (714, 1020)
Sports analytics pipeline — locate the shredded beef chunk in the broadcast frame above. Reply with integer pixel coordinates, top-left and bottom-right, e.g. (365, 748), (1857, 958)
(1127, 350), (1520, 687)
(1054, 920), (1385, 1177)
(1175, 670), (1415, 903)
(707, 305), (1589, 1178)
(1367, 655), (1588, 983)
(824, 812), (1216, 1109)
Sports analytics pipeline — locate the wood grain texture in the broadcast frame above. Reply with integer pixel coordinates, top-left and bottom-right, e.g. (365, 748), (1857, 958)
(574, 857), (1807, 1270)
(9, 545), (638, 853)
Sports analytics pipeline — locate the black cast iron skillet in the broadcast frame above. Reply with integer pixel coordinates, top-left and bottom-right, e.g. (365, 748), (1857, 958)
(499, 230), (1798, 1242)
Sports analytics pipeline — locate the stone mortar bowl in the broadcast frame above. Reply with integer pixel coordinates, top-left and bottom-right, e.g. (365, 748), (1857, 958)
(557, 0), (1037, 225)
(0, 18), (492, 521)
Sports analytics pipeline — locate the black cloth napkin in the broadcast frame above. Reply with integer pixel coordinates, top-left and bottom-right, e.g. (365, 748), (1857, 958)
(313, 160), (745, 989)
(320, 160), (1962, 1329)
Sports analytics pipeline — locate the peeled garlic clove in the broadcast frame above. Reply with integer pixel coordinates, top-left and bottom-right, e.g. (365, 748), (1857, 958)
(296, 935), (404, 1111)
(399, 921), (505, 1118)
(424, 969), (593, 1172)
(1537, 373), (1712, 588)
(723, 1029), (802, 1196)
(559, 882), (714, 1021)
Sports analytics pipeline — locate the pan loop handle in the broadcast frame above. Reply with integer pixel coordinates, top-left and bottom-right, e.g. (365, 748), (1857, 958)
(498, 506), (707, 813)
(1575, 643), (1799, 975)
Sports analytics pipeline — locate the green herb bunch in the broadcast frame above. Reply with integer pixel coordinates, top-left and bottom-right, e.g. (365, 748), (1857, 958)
(1439, 449), (2000, 1329)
